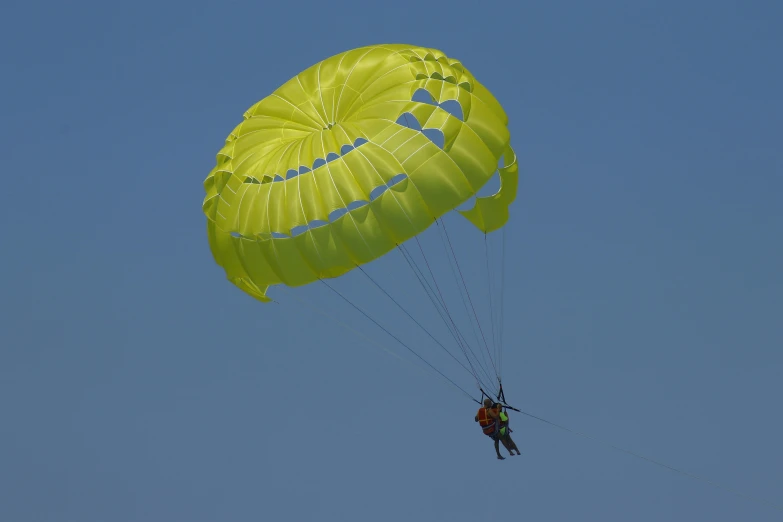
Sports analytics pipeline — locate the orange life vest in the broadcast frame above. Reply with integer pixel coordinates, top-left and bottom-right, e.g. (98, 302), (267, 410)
(476, 407), (498, 435)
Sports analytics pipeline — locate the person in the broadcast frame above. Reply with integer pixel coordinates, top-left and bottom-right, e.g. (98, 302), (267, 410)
(475, 398), (505, 459)
(495, 403), (521, 456)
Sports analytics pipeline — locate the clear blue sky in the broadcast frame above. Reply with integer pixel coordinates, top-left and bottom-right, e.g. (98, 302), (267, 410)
(1, 1), (781, 521)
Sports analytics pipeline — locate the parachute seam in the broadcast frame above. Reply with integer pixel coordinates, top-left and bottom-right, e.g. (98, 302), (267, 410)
(333, 47), (377, 120)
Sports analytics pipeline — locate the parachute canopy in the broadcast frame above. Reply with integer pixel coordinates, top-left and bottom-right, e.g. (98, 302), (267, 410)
(203, 44), (518, 302)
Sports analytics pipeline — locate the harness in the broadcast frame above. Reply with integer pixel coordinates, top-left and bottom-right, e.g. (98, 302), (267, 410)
(477, 386), (519, 440)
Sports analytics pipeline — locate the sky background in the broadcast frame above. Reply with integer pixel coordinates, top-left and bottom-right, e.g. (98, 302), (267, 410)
(1, 1), (782, 521)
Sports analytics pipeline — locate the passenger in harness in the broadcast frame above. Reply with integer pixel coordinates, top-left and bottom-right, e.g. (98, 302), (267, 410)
(475, 398), (505, 460)
(496, 403), (521, 456)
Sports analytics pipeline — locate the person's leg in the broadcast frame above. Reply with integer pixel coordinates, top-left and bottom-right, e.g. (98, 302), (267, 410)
(506, 434), (521, 455)
(500, 437), (514, 455)
(490, 421), (504, 459)
(499, 428), (514, 455)
(494, 438), (505, 459)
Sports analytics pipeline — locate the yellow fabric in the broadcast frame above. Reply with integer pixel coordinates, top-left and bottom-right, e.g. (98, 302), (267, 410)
(203, 44), (517, 301)
(457, 147), (519, 232)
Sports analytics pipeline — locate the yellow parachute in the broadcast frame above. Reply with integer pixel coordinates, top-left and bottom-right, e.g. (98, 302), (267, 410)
(203, 44), (517, 304)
